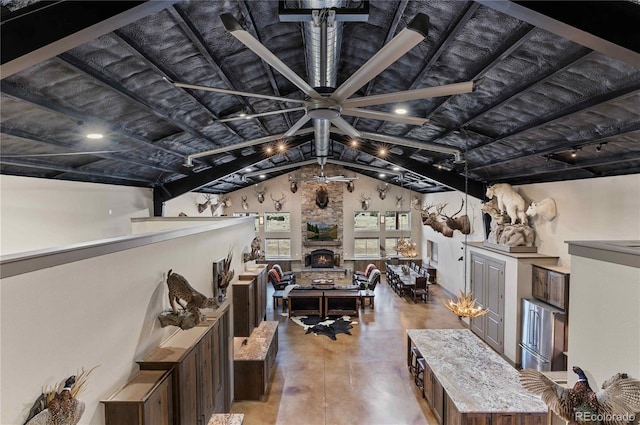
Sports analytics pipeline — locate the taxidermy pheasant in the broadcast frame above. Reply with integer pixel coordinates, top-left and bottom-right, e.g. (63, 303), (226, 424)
(24, 376), (85, 425)
(520, 366), (640, 425)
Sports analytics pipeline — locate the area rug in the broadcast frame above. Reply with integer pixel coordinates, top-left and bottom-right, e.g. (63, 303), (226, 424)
(291, 316), (357, 340)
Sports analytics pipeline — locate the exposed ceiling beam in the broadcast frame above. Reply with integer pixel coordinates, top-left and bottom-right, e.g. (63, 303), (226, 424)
(478, 0), (640, 68)
(0, 80), (189, 161)
(1, 1), (179, 78)
(167, 5), (273, 134)
(0, 127), (180, 175)
(334, 138), (485, 199)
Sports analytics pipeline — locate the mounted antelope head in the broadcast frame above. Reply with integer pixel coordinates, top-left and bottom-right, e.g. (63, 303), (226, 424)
(376, 183), (389, 200)
(315, 185), (329, 209)
(197, 194), (212, 213)
(420, 200), (471, 238)
(254, 184), (267, 204)
(395, 195), (404, 209)
(241, 195), (249, 210)
(271, 193), (286, 212)
(439, 199), (471, 235)
(359, 193), (371, 211)
(346, 181), (355, 193)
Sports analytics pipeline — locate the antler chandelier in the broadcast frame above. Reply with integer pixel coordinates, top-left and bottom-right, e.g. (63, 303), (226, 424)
(395, 238), (418, 257)
(444, 291), (489, 319)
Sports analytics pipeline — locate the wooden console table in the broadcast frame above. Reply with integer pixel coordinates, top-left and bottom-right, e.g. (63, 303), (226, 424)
(287, 290), (324, 316)
(234, 321), (278, 401)
(407, 329), (547, 425)
(324, 290), (359, 316)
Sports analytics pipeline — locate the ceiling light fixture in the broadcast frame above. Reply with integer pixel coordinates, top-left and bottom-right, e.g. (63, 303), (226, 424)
(392, 166), (400, 171)
(245, 167), (253, 172)
(265, 146), (273, 154)
(278, 143), (286, 152)
(379, 147), (387, 156)
(259, 174), (266, 179)
(379, 173), (386, 178)
(595, 142), (606, 152)
(394, 107), (408, 115)
(86, 133), (103, 139)
(571, 149), (577, 158)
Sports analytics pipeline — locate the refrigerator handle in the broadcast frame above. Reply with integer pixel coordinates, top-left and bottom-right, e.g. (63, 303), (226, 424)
(528, 309), (534, 345)
(533, 311), (540, 349)
(520, 343), (550, 363)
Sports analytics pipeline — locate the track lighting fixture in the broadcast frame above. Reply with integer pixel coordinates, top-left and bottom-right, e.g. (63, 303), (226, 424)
(595, 142), (606, 152)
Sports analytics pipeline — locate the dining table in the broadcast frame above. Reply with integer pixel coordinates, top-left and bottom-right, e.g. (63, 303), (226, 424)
(387, 264), (421, 295)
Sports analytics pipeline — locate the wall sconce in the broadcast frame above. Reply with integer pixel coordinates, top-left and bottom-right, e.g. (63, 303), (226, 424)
(380, 215), (385, 224)
(259, 216), (264, 225)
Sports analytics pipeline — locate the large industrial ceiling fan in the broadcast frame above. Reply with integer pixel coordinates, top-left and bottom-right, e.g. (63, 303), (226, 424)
(168, 12), (482, 164)
(289, 163), (357, 183)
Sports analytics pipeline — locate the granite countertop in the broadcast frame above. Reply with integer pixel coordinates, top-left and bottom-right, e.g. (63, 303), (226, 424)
(407, 329), (547, 414)
(207, 413), (244, 425)
(234, 321), (278, 361)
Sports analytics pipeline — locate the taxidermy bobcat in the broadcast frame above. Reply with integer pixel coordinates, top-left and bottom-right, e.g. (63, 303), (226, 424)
(166, 269), (215, 324)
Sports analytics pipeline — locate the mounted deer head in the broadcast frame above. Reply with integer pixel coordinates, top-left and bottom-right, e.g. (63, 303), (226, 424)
(315, 185), (329, 209)
(376, 183), (389, 200)
(197, 194), (212, 213)
(346, 181), (355, 193)
(395, 195), (404, 209)
(359, 193), (371, 211)
(420, 203), (455, 238)
(241, 195), (249, 210)
(254, 184), (267, 204)
(271, 193), (286, 212)
(290, 181), (298, 193)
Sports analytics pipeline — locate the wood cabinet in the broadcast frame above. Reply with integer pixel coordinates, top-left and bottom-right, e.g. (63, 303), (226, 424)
(138, 306), (231, 425)
(234, 321), (278, 401)
(102, 370), (174, 425)
(470, 253), (505, 354)
(233, 280), (256, 337)
(236, 265), (268, 337)
(532, 264), (570, 311)
(444, 394), (546, 425)
(422, 361), (445, 424)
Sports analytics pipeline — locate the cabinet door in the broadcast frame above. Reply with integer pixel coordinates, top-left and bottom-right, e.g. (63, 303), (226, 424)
(423, 362), (434, 406)
(144, 376), (173, 425)
(547, 271), (568, 310)
(470, 254), (486, 337)
(532, 266), (548, 301)
(484, 259), (505, 354)
(198, 328), (215, 423)
(432, 373), (445, 425)
(212, 320), (225, 413)
(178, 349), (199, 425)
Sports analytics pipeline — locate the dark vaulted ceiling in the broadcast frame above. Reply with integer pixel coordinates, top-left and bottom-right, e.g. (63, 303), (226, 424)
(1, 1), (639, 215)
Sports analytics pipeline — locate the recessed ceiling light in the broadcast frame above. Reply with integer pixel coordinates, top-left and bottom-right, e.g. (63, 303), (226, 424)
(278, 143), (286, 152)
(259, 174), (266, 179)
(350, 138), (359, 148)
(86, 133), (103, 139)
(265, 146), (273, 154)
(379, 173), (386, 178)
(392, 166), (400, 171)
(379, 148), (387, 156)
(245, 167), (253, 172)
(394, 108), (408, 115)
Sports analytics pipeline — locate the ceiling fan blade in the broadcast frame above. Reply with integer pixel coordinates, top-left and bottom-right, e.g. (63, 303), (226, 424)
(342, 108), (428, 125)
(330, 13), (429, 102)
(167, 79), (306, 104)
(221, 14), (323, 100)
(342, 80), (479, 108)
(217, 107), (306, 123)
(284, 115), (311, 137)
(330, 117), (361, 137)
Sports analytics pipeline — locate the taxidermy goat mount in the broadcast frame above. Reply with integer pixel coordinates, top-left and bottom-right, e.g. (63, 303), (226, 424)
(482, 183), (538, 249)
(159, 269), (217, 330)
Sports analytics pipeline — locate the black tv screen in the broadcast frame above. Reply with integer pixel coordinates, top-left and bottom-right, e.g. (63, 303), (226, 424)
(307, 222), (338, 240)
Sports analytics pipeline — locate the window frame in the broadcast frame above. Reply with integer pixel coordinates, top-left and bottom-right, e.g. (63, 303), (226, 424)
(264, 212), (291, 232)
(353, 237), (380, 258)
(354, 211), (380, 231)
(264, 238), (291, 259)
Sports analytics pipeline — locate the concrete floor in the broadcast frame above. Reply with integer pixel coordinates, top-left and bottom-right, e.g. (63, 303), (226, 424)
(231, 279), (467, 425)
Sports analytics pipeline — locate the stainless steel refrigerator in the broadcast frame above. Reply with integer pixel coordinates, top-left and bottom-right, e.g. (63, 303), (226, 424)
(520, 298), (567, 371)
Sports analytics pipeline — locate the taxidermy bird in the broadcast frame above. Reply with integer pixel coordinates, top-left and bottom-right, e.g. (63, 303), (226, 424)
(520, 366), (640, 425)
(25, 376), (85, 425)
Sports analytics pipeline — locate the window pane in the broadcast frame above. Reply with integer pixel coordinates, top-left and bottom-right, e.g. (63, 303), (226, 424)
(399, 211), (410, 230)
(265, 212), (290, 232)
(385, 237), (398, 254)
(265, 238), (290, 258)
(354, 211), (379, 231)
(384, 211), (410, 230)
(354, 238), (379, 257)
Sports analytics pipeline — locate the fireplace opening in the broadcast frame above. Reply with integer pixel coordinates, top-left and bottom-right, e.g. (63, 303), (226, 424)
(306, 249), (338, 268)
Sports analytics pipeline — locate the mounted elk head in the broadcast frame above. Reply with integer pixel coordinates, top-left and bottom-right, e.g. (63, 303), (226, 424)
(197, 194), (212, 213)
(439, 199), (471, 235)
(271, 193), (286, 212)
(359, 193), (371, 211)
(395, 195), (404, 209)
(254, 184), (267, 204)
(290, 181), (298, 193)
(376, 183), (389, 200)
(316, 185), (329, 209)
(241, 196), (249, 210)
(420, 203), (455, 238)
(346, 181), (355, 193)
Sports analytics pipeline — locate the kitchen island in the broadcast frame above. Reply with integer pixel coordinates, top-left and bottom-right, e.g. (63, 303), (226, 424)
(407, 329), (547, 425)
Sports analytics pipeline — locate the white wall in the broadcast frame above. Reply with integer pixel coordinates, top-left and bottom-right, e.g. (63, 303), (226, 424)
(0, 219), (255, 425)
(0, 175), (152, 255)
(567, 254), (640, 386)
